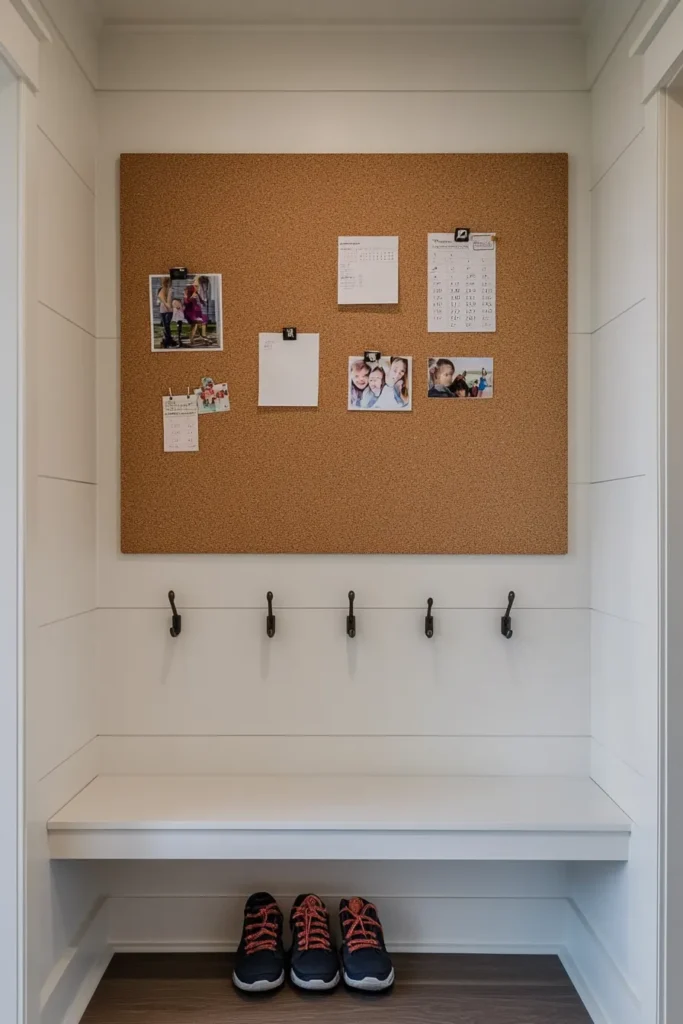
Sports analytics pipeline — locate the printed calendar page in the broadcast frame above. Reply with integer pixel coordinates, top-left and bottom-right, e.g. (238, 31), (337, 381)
(428, 233), (496, 333)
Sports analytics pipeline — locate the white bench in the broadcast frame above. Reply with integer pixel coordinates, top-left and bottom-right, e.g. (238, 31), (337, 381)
(47, 774), (631, 862)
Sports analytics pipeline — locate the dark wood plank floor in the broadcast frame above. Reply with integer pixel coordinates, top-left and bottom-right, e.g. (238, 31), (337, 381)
(82, 953), (592, 1023)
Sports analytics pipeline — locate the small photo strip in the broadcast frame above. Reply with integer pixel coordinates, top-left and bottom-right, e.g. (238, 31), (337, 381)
(349, 356), (412, 411)
(428, 357), (494, 399)
(150, 272), (223, 351)
(194, 377), (230, 414)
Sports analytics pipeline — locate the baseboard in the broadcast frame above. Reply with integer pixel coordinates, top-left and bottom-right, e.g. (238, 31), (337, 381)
(40, 898), (112, 1024)
(561, 899), (642, 1024)
(107, 894), (569, 954)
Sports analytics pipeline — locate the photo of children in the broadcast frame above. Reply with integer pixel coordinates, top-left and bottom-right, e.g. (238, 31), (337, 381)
(348, 355), (412, 411)
(194, 377), (230, 414)
(428, 357), (494, 398)
(149, 273), (223, 351)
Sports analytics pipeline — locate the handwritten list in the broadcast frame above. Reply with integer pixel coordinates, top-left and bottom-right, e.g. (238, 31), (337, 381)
(428, 233), (496, 333)
(163, 395), (199, 452)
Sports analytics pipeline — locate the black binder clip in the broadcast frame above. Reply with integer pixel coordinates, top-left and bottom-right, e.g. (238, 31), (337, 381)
(454, 228), (470, 242)
(283, 327), (297, 340)
(425, 598), (434, 639)
(501, 591), (515, 640)
(168, 591), (181, 638)
(266, 591), (276, 638)
(170, 266), (189, 281)
(347, 591), (356, 638)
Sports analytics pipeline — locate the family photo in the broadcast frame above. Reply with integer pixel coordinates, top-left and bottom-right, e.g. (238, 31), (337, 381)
(149, 273), (223, 351)
(428, 357), (494, 398)
(348, 356), (412, 411)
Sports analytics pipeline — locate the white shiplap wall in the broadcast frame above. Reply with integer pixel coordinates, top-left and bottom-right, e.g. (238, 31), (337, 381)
(24, 2), (101, 1022)
(567, 4), (661, 1024)
(93, 24), (594, 960)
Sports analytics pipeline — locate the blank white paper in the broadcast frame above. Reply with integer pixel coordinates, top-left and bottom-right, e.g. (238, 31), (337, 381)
(428, 233), (496, 332)
(338, 236), (399, 305)
(163, 395), (199, 452)
(258, 333), (320, 407)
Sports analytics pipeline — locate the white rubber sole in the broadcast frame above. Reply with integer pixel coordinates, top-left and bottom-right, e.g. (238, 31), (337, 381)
(290, 969), (341, 991)
(232, 969), (285, 993)
(343, 967), (395, 991)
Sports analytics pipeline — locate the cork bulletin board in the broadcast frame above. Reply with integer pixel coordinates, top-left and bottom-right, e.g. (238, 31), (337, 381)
(120, 153), (568, 555)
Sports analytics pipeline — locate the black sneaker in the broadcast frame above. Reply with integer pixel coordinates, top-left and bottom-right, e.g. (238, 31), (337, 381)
(339, 897), (394, 992)
(232, 892), (285, 993)
(289, 894), (340, 991)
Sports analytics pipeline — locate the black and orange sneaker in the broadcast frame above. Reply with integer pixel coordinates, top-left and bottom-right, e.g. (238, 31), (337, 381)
(232, 892), (285, 993)
(289, 894), (340, 991)
(339, 897), (394, 991)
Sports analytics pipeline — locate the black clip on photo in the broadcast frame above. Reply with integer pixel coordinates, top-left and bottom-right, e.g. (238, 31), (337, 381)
(347, 591), (356, 638)
(425, 598), (434, 639)
(501, 591), (515, 640)
(168, 590), (181, 638)
(266, 591), (276, 638)
(283, 327), (297, 340)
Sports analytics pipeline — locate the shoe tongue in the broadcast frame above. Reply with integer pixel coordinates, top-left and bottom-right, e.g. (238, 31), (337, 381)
(247, 891), (276, 910)
(348, 897), (366, 915)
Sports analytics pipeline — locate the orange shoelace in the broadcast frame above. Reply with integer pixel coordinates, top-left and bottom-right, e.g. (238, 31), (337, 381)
(291, 895), (332, 951)
(244, 902), (280, 954)
(341, 898), (382, 953)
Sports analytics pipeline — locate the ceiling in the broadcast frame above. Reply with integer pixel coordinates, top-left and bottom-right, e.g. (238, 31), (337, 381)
(99, 0), (593, 29)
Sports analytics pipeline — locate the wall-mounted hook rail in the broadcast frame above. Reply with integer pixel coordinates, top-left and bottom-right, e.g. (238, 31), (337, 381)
(168, 591), (181, 638)
(347, 591), (356, 638)
(501, 591), (515, 639)
(266, 592), (276, 638)
(425, 598), (434, 638)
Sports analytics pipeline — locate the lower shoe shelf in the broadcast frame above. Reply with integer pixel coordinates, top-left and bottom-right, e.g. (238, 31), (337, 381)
(47, 774), (631, 861)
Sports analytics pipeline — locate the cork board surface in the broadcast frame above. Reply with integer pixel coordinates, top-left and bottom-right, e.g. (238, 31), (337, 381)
(120, 153), (568, 555)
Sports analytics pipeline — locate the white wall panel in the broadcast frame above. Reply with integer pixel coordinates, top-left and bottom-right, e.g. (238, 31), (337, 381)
(590, 476), (657, 623)
(97, 733), (589, 778)
(591, 127), (647, 331)
(591, 611), (658, 780)
(35, 477), (96, 625)
(591, 28), (645, 186)
(591, 299), (653, 482)
(569, 333), (592, 485)
(35, 128), (95, 335)
(37, 27), (96, 189)
(99, 28), (586, 93)
(27, 611), (97, 784)
(36, 302), (96, 483)
(98, 607), (588, 737)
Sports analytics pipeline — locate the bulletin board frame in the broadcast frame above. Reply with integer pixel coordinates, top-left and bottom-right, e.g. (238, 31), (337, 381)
(120, 153), (568, 555)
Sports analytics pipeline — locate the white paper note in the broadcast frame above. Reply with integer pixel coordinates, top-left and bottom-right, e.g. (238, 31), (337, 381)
(163, 394), (199, 452)
(428, 233), (496, 332)
(338, 236), (399, 305)
(258, 333), (320, 407)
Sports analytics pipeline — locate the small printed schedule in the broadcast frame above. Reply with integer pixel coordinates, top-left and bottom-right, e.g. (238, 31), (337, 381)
(428, 233), (496, 333)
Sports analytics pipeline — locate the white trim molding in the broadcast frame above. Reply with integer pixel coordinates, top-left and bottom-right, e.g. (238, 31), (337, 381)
(637, 0), (683, 100)
(0, 0), (50, 89)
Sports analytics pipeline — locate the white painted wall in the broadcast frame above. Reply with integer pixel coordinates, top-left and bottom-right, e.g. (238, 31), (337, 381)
(94, 21), (594, 967)
(567, 4), (662, 1024)
(24, 2), (102, 1022)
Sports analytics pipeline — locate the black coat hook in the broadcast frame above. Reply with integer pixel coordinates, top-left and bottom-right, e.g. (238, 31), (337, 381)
(347, 591), (356, 638)
(168, 590), (181, 638)
(266, 591), (276, 638)
(425, 598), (434, 639)
(501, 591), (515, 639)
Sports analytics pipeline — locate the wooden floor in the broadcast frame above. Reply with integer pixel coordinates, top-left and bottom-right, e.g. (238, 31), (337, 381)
(82, 953), (592, 1023)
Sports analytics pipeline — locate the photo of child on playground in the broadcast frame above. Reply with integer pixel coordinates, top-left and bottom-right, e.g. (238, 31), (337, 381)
(150, 273), (223, 351)
(428, 357), (494, 398)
